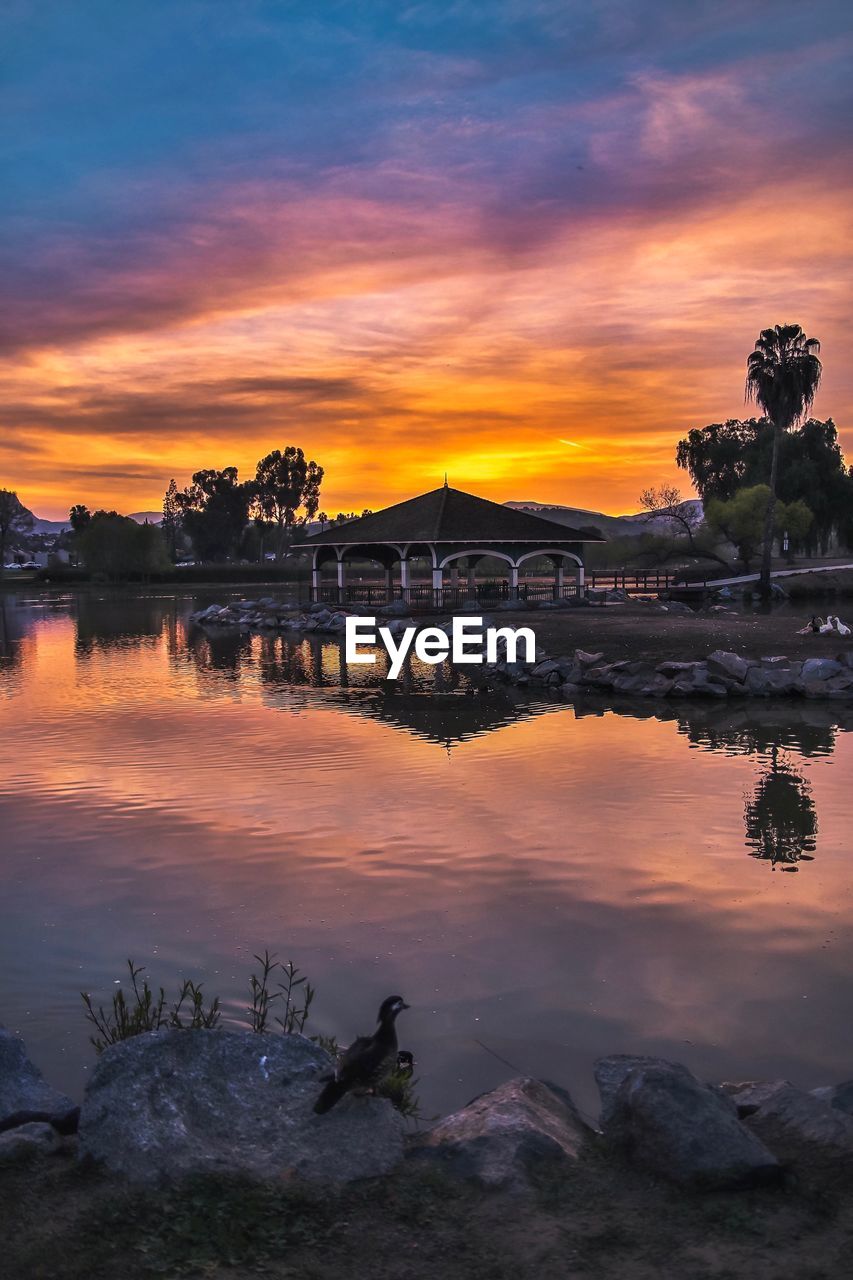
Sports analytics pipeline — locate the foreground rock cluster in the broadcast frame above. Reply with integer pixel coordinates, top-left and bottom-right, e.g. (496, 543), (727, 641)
(518, 647), (853, 700)
(3, 1027), (853, 1198)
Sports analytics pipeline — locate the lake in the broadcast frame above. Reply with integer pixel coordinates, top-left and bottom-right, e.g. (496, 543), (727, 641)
(1, 589), (851, 1124)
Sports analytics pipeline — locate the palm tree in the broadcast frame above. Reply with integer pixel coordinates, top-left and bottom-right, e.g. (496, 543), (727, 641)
(745, 324), (822, 596)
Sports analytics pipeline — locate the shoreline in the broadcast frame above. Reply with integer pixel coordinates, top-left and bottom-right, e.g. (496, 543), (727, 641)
(3, 1025), (853, 1279)
(190, 598), (853, 701)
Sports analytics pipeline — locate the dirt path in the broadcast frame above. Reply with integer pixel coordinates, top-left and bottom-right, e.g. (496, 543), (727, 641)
(495, 602), (853, 668)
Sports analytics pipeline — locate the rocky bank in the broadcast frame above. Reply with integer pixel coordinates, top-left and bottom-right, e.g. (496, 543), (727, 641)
(3, 1025), (853, 1198)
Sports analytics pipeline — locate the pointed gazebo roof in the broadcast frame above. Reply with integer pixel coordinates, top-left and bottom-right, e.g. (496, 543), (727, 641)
(295, 485), (605, 548)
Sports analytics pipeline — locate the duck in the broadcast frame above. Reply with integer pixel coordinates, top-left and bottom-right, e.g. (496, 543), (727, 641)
(818, 617), (835, 634)
(395, 1049), (415, 1080)
(834, 616), (851, 637)
(313, 995), (410, 1114)
(796, 616), (819, 635)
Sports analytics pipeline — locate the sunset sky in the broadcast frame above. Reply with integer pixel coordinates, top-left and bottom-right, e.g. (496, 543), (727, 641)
(3, 1), (852, 520)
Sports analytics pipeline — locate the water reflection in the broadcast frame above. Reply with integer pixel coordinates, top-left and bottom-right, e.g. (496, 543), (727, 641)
(744, 747), (818, 870)
(2, 589), (853, 1121)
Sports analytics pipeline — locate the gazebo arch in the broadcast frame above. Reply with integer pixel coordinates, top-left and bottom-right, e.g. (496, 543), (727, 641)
(294, 485), (605, 609)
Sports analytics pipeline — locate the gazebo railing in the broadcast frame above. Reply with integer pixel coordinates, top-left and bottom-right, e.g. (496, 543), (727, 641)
(312, 582), (582, 609)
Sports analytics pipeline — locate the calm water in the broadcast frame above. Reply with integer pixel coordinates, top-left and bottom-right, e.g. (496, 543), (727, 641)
(1, 589), (852, 1123)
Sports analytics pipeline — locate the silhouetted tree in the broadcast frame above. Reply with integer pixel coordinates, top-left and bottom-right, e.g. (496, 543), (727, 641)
(77, 512), (171, 579)
(253, 448), (324, 559)
(744, 747), (817, 868)
(175, 468), (251, 562)
(161, 480), (181, 561)
(0, 490), (34, 576)
(638, 485), (728, 567)
(69, 504), (91, 534)
(745, 325), (822, 594)
(676, 417), (851, 554)
(676, 419), (766, 502)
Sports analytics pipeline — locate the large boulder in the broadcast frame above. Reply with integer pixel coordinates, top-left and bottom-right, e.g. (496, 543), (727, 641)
(744, 1083), (853, 1178)
(707, 650), (752, 684)
(0, 1028), (79, 1134)
(594, 1054), (675, 1129)
(78, 1029), (405, 1186)
(411, 1077), (592, 1193)
(801, 658), (843, 683)
(744, 667), (798, 696)
(602, 1058), (780, 1189)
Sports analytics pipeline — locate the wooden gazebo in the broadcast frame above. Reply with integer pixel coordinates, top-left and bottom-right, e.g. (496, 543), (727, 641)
(293, 484), (605, 608)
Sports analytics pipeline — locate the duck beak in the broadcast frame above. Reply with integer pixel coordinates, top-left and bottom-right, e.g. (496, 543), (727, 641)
(400, 1001), (410, 1010)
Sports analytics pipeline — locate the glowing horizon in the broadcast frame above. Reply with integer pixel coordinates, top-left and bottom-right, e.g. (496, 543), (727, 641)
(2, 3), (851, 521)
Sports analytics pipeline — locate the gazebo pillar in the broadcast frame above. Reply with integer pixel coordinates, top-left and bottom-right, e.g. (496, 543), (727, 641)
(509, 565), (519, 601)
(577, 563), (585, 590)
(336, 558), (347, 604)
(400, 559), (411, 592)
(555, 561), (564, 600)
(432, 566), (443, 606)
(311, 563), (321, 602)
(384, 566), (393, 601)
(466, 555), (481, 599)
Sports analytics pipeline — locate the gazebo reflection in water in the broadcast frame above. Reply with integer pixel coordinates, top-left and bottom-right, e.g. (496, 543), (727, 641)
(293, 484), (605, 610)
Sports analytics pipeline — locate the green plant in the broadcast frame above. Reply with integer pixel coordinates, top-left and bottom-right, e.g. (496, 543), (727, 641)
(247, 948), (279, 1033)
(374, 1067), (427, 1124)
(81, 960), (220, 1053)
(247, 950), (314, 1034)
(277, 958), (314, 1033)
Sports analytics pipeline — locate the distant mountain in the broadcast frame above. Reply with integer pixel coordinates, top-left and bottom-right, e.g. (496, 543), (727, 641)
(13, 504), (164, 536)
(505, 500), (643, 539)
(18, 505), (70, 535)
(505, 499), (703, 540)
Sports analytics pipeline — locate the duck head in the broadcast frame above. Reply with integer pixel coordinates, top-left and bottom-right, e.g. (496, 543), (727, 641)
(377, 995), (410, 1024)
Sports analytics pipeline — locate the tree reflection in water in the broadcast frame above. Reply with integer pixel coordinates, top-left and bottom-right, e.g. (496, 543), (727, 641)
(744, 745), (817, 871)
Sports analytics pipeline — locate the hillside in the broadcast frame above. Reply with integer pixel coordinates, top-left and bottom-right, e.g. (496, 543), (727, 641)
(505, 499), (703, 539)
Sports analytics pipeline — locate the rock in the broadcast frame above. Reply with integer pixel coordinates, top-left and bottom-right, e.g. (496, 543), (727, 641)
(744, 667), (797, 696)
(688, 669), (729, 698)
(707, 650), (752, 683)
(594, 1054), (675, 1129)
(411, 1077), (592, 1192)
(664, 601), (694, 615)
(612, 673), (671, 697)
(745, 1083), (853, 1177)
(761, 655), (799, 670)
(78, 1029), (405, 1186)
(0, 1028), (79, 1134)
(0, 1120), (62, 1165)
(824, 674), (853, 696)
(603, 1058), (780, 1189)
(719, 1080), (793, 1118)
(801, 658), (843, 682)
(532, 659), (562, 678)
(656, 660), (702, 677)
(811, 1080), (853, 1115)
(573, 650), (604, 667)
